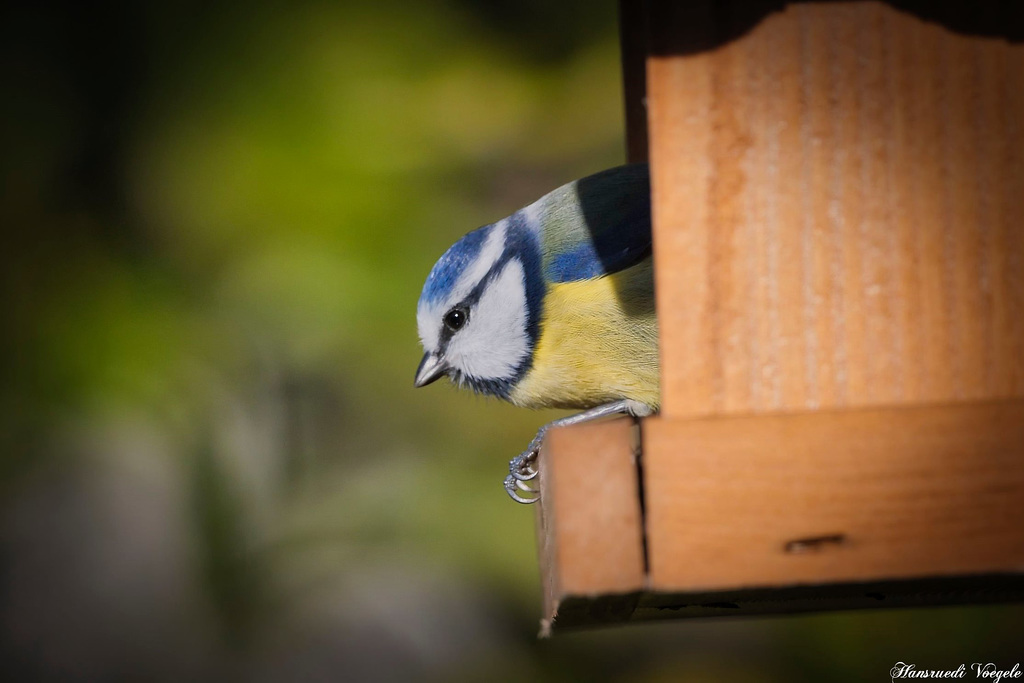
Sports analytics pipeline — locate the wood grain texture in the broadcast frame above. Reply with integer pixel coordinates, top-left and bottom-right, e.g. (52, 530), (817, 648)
(647, 2), (1024, 419)
(643, 400), (1024, 591)
(536, 418), (645, 630)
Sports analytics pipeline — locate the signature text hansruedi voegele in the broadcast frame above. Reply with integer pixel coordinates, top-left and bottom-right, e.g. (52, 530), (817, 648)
(892, 662), (1021, 683)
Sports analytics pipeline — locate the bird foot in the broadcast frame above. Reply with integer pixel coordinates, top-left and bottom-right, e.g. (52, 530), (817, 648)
(499, 401), (646, 505)
(504, 438), (542, 504)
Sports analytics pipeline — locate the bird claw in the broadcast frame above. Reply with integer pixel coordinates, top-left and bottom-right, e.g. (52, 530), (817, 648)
(509, 437), (541, 481)
(504, 474), (539, 504)
(504, 441), (542, 503)
(499, 401), (645, 505)
(509, 453), (538, 481)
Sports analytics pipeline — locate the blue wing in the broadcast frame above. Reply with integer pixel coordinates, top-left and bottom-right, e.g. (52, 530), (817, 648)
(533, 163), (651, 283)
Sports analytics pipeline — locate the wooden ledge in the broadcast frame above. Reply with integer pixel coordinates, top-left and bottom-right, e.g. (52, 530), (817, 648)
(536, 418), (646, 634)
(536, 399), (1024, 633)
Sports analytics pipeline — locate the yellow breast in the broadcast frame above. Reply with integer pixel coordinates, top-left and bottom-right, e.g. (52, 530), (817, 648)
(509, 258), (660, 410)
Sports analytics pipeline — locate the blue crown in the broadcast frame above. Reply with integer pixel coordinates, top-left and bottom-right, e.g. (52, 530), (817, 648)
(419, 224), (491, 306)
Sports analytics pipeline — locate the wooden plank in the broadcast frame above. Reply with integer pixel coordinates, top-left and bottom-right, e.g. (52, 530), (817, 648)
(643, 400), (1024, 591)
(536, 418), (646, 634)
(646, 2), (1024, 419)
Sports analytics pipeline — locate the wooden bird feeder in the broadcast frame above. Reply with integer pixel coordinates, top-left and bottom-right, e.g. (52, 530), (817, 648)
(535, 0), (1024, 634)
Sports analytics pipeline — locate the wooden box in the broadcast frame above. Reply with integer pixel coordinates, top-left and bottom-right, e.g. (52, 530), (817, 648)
(536, 0), (1024, 633)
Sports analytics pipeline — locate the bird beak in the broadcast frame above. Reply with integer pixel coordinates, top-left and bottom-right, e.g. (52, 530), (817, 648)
(414, 352), (447, 388)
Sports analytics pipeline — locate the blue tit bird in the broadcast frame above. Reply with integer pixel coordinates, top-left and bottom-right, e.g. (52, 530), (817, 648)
(414, 163), (658, 503)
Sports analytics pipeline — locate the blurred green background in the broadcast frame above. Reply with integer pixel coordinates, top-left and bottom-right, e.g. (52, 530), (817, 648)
(1, 0), (1021, 680)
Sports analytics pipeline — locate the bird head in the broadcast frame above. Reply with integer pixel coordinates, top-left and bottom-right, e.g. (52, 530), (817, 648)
(415, 216), (544, 398)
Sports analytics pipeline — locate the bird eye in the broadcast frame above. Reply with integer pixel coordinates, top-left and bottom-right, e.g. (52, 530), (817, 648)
(443, 307), (468, 331)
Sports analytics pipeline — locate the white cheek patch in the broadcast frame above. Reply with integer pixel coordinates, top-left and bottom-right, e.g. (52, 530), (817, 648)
(447, 259), (529, 381)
